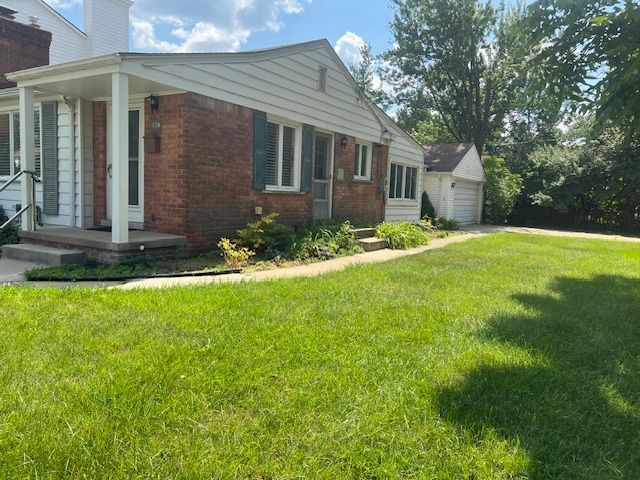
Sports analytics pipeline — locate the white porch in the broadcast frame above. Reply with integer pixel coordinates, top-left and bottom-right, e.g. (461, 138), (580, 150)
(6, 55), (181, 244)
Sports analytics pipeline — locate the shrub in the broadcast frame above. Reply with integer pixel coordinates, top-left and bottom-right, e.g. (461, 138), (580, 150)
(294, 221), (362, 260)
(421, 191), (436, 219)
(237, 212), (294, 256)
(422, 215), (461, 231)
(375, 221), (430, 249)
(483, 156), (523, 224)
(438, 217), (461, 230)
(218, 238), (255, 269)
(0, 206), (19, 246)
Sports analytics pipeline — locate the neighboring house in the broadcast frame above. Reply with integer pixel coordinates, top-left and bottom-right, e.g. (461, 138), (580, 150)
(423, 143), (485, 224)
(1, 11), (423, 263)
(1, 0), (130, 64)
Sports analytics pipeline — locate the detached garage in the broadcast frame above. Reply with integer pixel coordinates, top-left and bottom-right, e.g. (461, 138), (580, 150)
(422, 143), (485, 224)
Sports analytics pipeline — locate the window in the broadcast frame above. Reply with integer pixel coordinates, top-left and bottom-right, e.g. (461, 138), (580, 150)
(0, 109), (41, 177)
(389, 163), (418, 200)
(354, 142), (371, 180)
(265, 119), (300, 190)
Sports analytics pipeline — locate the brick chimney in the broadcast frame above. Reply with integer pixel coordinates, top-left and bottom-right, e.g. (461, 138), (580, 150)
(0, 6), (52, 89)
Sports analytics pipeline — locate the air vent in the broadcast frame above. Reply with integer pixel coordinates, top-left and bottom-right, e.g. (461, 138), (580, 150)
(318, 65), (328, 92)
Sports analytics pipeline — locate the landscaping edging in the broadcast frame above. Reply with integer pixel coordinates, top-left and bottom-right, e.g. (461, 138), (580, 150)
(117, 232), (483, 290)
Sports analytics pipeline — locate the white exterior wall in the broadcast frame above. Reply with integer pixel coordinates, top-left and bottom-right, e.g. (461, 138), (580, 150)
(2, 0), (130, 64)
(423, 172), (454, 219)
(0, 98), (88, 227)
(84, 0), (130, 56)
(385, 133), (423, 222)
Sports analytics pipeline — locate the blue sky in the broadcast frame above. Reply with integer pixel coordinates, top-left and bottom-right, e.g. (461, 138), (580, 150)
(45, 0), (398, 65)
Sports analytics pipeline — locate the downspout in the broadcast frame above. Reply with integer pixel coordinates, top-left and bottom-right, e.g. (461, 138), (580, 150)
(62, 96), (76, 227)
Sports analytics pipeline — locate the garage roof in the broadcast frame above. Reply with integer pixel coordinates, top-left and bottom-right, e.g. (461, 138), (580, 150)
(423, 143), (474, 172)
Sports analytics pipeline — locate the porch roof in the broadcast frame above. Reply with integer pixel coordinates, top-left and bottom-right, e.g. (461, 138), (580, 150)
(4, 54), (181, 99)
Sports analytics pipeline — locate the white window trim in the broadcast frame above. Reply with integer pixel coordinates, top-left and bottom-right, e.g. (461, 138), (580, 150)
(265, 115), (303, 192)
(388, 162), (420, 203)
(353, 140), (372, 181)
(0, 104), (43, 181)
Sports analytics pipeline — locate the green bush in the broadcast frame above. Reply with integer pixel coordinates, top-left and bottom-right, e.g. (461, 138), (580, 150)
(483, 156), (523, 224)
(237, 212), (294, 257)
(375, 221), (430, 249)
(294, 221), (362, 260)
(0, 206), (19, 246)
(438, 217), (461, 230)
(421, 191), (436, 219)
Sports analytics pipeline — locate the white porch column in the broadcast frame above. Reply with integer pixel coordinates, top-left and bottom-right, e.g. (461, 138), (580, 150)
(111, 72), (129, 243)
(19, 87), (35, 231)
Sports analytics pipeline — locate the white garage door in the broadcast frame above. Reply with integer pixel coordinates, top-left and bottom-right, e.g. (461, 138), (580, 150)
(453, 180), (480, 224)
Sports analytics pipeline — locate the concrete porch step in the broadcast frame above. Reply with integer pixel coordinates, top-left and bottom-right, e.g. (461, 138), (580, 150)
(1, 244), (86, 266)
(358, 237), (388, 252)
(352, 227), (376, 239)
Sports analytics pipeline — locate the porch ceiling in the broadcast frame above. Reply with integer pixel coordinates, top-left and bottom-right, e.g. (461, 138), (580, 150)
(5, 55), (181, 100)
(33, 74), (178, 100)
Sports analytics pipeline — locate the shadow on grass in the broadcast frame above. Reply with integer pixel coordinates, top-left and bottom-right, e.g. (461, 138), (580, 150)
(437, 275), (640, 478)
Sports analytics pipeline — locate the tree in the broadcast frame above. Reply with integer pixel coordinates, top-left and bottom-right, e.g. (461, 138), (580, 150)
(349, 42), (389, 108)
(528, 0), (640, 141)
(411, 111), (457, 145)
(483, 156), (523, 224)
(385, 0), (527, 154)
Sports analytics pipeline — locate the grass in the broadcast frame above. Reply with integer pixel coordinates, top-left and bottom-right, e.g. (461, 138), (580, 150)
(1, 233), (639, 478)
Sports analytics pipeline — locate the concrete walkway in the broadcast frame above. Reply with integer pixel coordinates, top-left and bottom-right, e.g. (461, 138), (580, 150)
(0, 257), (45, 283)
(119, 232), (486, 290)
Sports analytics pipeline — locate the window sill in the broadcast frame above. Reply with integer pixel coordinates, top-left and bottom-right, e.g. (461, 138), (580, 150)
(387, 197), (419, 203)
(353, 177), (372, 183)
(263, 188), (305, 195)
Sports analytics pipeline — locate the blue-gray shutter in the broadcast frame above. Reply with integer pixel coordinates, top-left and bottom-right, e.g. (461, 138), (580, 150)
(41, 101), (58, 215)
(301, 125), (314, 193)
(253, 111), (267, 190)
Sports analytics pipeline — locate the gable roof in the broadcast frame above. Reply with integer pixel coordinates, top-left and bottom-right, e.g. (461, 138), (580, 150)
(35, 0), (87, 37)
(423, 143), (475, 172)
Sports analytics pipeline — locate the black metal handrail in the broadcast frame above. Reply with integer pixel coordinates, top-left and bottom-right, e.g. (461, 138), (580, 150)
(0, 170), (42, 231)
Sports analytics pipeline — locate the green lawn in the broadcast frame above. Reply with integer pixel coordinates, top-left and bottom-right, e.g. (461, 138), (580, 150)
(1, 233), (639, 479)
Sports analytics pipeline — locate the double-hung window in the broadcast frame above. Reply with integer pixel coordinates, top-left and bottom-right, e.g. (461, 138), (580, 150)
(0, 109), (41, 178)
(265, 118), (301, 191)
(354, 142), (371, 180)
(389, 162), (418, 200)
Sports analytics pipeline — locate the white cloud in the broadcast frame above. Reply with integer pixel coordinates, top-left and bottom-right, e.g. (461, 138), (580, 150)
(130, 0), (310, 53)
(44, 0), (81, 8)
(334, 31), (365, 66)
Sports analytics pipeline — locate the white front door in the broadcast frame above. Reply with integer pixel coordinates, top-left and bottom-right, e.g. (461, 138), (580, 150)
(107, 106), (144, 224)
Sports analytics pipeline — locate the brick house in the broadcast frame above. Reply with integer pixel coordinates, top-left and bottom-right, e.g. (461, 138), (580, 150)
(1, 29), (423, 262)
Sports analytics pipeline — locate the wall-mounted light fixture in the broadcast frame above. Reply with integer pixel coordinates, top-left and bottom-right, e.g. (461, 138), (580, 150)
(340, 136), (348, 149)
(451, 182), (456, 189)
(147, 94), (160, 113)
(381, 129), (393, 144)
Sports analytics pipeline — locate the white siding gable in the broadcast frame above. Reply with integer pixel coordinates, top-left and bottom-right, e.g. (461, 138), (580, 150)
(452, 145), (485, 182)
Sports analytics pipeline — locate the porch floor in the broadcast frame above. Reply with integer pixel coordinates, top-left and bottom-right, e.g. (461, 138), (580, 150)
(20, 228), (187, 251)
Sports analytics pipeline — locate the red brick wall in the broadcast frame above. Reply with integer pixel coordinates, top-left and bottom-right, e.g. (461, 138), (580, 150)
(143, 94), (189, 236)
(180, 92), (313, 250)
(0, 17), (51, 89)
(93, 102), (107, 224)
(331, 135), (387, 224)
(91, 92), (388, 250)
